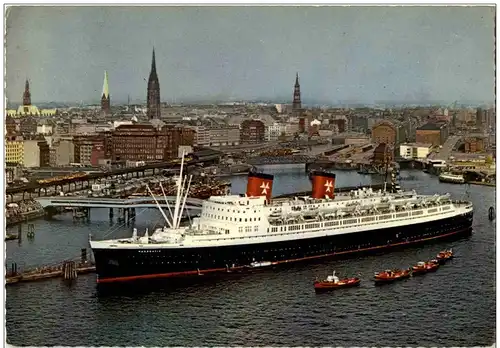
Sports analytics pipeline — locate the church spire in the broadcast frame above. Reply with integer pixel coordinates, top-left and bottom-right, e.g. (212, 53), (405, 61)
(147, 47), (161, 120)
(151, 48), (157, 73)
(102, 70), (109, 98)
(292, 72), (301, 111)
(23, 78), (31, 106)
(101, 70), (110, 113)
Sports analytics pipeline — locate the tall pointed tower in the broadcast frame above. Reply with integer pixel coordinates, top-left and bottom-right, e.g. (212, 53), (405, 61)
(23, 79), (31, 106)
(292, 73), (306, 132)
(292, 72), (301, 111)
(147, 48), (161, 120)
(101, 71), (111, 113)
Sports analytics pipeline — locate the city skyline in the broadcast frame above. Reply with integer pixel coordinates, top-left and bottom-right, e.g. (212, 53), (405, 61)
(5, 6), (496, 106)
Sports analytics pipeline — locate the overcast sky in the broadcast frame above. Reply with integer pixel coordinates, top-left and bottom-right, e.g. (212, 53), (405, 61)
(5, 6), (495, 105)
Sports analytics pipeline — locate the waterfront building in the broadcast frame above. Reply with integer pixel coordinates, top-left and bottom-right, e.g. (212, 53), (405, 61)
(111, 123), (194, 162)
(371, 120), (398, 145)
(416, 122), (449, 146)
(399, 143), (433, 160)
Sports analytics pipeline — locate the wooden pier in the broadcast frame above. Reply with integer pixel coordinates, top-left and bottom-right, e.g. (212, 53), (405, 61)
(6, 248), (96, 286)
(6, 262), (96, 285)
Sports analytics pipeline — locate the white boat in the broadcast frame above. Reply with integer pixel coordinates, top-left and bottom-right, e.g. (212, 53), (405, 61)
(439, 172), (465, 184)
(249, 261), (274, 268)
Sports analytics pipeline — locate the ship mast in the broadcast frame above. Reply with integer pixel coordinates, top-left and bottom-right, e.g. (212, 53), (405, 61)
(147, 185), (173, 228)
(159, 182), (175, 223)
(172, 151), (186, 227)
(383, 144), (390, 192)
(176, 175), (193, 229)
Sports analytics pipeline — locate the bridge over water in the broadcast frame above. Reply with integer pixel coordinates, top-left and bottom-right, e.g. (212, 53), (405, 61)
(38, 184), (389, 210)
(247, 155), (317, 166)
(37, 196), (204, 211)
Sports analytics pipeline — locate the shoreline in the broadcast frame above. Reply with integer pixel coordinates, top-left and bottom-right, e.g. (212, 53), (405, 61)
(466, 181), (496, 187)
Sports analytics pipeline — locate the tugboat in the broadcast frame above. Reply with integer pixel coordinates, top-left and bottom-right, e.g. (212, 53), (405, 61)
(436, 249), (454, 264)
(374, 268), (411, 284)
(313, 271), (361, 292)
(412, 261), (439, 275)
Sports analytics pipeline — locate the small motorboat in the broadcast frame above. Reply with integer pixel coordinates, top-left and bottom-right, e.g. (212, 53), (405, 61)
(313, 271), (361, 292)
(245, 260), (277, 272)
(374, 268), (411, 284)
(249, 261), (274, 268)
(436, 249), (454, 264)
(412, 261), (439, 275)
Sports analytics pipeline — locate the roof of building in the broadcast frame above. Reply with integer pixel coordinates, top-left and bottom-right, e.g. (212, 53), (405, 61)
(417, 122), (447, 131)
(465, 136), (487, 141)
(192, 148), (223, 158)
(372, 120), (396, 130)
(402, 142), (433, 148)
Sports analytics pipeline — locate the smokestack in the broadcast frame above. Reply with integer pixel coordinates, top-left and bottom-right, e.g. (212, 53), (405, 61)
(246, 172), (274, 203)
(311, 171), (336, 199)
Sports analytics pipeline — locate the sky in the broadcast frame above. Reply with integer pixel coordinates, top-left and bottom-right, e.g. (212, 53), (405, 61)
(5, 6), (496, 106)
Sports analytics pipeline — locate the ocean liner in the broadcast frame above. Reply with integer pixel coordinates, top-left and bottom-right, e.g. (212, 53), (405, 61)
(89, 156), (474, 284)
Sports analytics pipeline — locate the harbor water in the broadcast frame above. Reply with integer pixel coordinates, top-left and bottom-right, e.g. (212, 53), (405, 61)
(5, 166), (496, 346)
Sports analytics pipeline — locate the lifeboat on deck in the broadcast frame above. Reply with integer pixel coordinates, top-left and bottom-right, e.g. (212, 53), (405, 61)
(412, 261), (439, 275)
(374, 268), (411, 284)
(436, 249), (454, 264)
(313, 271), (361, 292)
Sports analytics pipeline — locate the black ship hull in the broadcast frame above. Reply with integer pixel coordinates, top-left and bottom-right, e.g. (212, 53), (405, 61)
(92, 211), (473, 284)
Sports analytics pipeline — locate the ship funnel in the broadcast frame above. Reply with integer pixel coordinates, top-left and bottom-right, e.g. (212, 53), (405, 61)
(311, 171), (336, 199)
(246, 172), (274, 203)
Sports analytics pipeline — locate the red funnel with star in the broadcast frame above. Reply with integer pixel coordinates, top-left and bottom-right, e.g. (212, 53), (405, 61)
(246, 172), (274, 203)
(310, 171), (336, 199)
